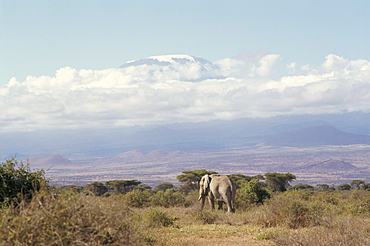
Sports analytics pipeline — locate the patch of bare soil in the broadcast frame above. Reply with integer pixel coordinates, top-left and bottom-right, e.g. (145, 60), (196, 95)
(152, 224), (276, 246)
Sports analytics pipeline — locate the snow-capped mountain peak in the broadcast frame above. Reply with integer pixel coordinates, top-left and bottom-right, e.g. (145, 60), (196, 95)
(121, 54), (213, 68)
(119, 54), (223, 81)
(147, 54), (197, 63)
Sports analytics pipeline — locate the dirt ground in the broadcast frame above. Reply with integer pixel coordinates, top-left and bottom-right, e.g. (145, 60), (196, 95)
(152, 224), (277, 245)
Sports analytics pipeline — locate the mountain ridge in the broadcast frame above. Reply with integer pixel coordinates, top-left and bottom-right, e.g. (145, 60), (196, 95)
(263, 125), (370, 147)
(2, 112), (370, 160)
(295, 159), (358, 172)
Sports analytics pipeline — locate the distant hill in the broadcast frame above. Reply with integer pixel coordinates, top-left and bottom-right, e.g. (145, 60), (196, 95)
(91, 150), (189, 166)
(295, 159), (358, 172)
(26, 155), (73, 169)
(263, 125), (370, 147)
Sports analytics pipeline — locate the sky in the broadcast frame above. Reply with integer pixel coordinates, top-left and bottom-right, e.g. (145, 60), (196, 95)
(1, 1), (370, 132)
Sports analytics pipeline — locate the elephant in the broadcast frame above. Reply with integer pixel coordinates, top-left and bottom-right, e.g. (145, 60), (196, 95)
(198, 174), (236, 213)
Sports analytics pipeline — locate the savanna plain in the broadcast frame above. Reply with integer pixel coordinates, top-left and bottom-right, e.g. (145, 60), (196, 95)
(1, 157), (370, 246)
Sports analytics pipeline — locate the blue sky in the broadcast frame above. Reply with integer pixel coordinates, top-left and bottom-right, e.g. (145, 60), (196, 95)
(1, 1), (370, 132)
(1, 1), (369, 84)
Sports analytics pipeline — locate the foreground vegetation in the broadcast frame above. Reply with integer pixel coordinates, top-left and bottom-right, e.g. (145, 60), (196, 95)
(1, 159), (370, 245)
(1, 188), (370, 245)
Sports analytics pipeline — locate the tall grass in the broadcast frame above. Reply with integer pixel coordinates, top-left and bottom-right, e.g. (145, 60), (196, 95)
(247, 190), (370, 245)
(273, 216), (370, 246)
(1, 188), (370, 245)
(0, 189), (146, 245)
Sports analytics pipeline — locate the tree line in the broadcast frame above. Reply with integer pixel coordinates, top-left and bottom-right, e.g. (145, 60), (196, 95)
(1, 159), (369, 209)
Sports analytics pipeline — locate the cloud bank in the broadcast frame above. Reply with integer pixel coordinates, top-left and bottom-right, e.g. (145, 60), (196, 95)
(1, 54), (369, 131)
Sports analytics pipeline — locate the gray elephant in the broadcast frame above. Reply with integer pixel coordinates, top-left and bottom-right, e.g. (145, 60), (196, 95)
(198, 174), (236, 213)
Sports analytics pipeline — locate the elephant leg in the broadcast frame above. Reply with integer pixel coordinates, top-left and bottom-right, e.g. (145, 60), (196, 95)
(222, 193), (234, 213)
(226, 199), (235, 213)
(208, 196), (215, 210)
(200, 196), (206, 210)
(217, 201), (224, 210)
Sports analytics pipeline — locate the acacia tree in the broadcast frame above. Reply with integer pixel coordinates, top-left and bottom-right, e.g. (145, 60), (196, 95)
(350, 180), (365, 189)
(228, 174), (264, 189)
(317, 184), (330, 190)
(228, 174), (253, 189)
(264, 172), (296, 192)
(155, 182), (175, 192)
(337, 183), (351, 190)
(176, 169), (217, 194)
(291, 183), (314, 190)
(84, 182), (108, 196)
(60, 185), (84, 193)
(363, 183), (370, 191)
(105, 180), (143, 194)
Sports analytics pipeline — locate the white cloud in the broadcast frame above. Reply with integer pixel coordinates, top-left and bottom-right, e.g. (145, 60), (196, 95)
(1, 54), (370, 132)
(320, 54), (348, 73)
(249, 54), (280, 77)
(287, 62), (297, 73)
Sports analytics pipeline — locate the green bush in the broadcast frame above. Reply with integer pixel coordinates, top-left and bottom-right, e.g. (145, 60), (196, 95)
(115, 189), (192, 208)
(151, 189), (190, 208)
(251, 189), (370, 230)
(145, 208), (177, 228)
(121, 190), (153, 208)
(249, 191), (327, 228)
(236, 179), (270, 210)
(0, 158), (46, 206)
(345, 190), (370, 216)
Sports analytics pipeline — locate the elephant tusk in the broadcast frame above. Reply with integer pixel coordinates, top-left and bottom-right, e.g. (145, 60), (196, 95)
(198, 195), (202, 201)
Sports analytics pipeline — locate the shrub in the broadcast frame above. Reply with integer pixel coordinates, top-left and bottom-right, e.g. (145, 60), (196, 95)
(348, 199), (370, 215)
(117, 189), (192, 208)
(345, 190), (370, 216)
(151, 189), (189, 208)
(0, 158), (46, 206)
(121, 190), (152, 208)
(315, 191), (339, 205)
(0, 190), (146, 245)
(145, 208), (177, 228)
(236, 179), (270, 210)
(248, 191), (327, 228)
(272, 216), (370, 245)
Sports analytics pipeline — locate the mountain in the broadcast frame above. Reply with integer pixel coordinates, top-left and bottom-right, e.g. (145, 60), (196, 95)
(26, 155), (73, 169)
(119, 54), (223, 81)
(263, 125), (370, 147)
(295, 159), (358, 172)
(91, 149), (189, 166)
(2, 113), (370, 161)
